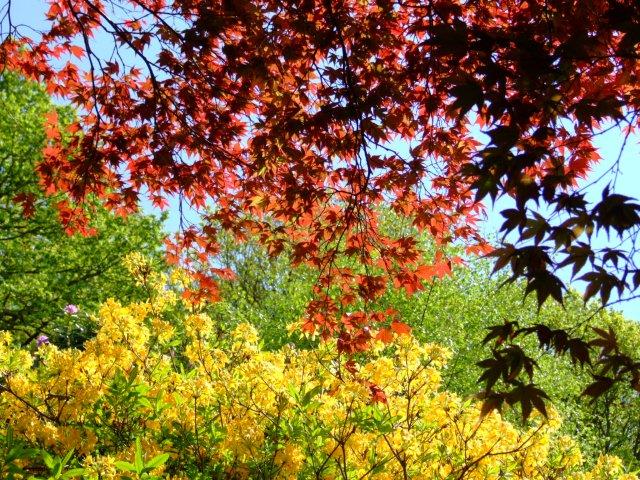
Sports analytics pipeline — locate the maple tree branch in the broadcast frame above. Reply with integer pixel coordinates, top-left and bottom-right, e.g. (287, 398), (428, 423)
(323, 0), (372, 184)
(0, 0), (12, 40)
(65, 0), (104, 126)
(128, 0), (185, 43)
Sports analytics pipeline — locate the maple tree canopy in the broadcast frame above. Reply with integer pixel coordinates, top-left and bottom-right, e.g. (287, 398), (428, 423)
(2, 0), (640, 418)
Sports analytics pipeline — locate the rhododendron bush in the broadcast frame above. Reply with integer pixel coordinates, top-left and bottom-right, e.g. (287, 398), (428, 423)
(0, 258), (636, 479)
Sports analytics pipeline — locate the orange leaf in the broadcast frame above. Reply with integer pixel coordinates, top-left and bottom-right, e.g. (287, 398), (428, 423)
(376, 328), (394, 343)
(391, 321), (411, 335)
(68, 45), (84, 59)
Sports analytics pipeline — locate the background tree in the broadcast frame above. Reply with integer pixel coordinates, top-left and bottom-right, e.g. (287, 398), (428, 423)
(0, 73), (166, 346)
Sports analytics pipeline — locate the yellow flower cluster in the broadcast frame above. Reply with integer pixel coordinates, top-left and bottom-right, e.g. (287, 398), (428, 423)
(0, 269), (636, 479)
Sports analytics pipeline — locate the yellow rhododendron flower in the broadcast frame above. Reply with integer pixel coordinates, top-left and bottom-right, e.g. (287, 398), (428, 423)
(0, 260), (637, 479)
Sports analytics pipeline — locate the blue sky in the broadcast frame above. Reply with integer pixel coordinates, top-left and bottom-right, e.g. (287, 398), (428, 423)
(8, 0), (640, 319)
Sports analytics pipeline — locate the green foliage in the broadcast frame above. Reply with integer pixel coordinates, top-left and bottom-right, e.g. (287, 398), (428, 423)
(89, 369), (154, 452)
(207, 234), (315, 349)
(0, 73), (166, 347)
(0, 426), (38, 479)
(38, 450), (86, 480)
(114, 439), (169, 480)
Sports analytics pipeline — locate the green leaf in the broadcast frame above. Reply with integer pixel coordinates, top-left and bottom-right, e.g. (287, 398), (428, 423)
(145, 453), (170, 470)
(134, 438), (144, 473)
(61, 468), (86, 479)
(115, 461), (136, 473)
(42, 451), (55, 470)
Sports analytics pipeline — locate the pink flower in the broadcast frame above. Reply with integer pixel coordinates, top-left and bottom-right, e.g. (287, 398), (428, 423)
(64, 304), (79, 315)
